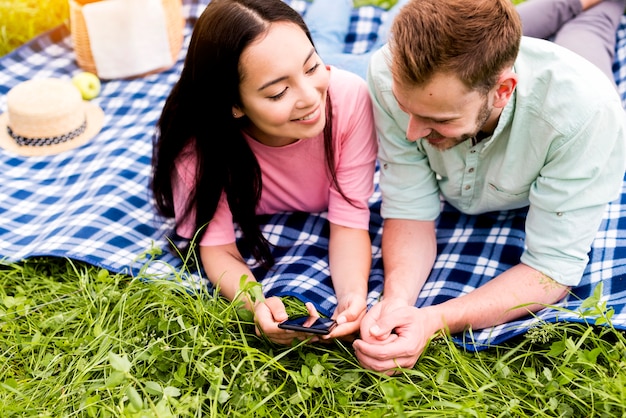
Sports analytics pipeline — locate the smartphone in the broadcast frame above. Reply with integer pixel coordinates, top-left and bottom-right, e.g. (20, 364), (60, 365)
(278, 315), (337, 335)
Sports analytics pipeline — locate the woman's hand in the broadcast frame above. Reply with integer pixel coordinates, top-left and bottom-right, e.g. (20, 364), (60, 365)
(254, 298), (323, 344)
(323, 293), (367, 342)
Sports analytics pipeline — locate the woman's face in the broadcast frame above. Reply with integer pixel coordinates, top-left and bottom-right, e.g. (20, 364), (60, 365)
(235, 21), (330, 147)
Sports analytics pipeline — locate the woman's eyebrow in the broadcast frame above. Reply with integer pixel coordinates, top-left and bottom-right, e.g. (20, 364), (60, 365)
(302, 47), (315, 65)
(257, 47), (316, 91)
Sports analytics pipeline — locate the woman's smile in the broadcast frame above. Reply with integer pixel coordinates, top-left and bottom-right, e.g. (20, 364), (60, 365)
(291, 106), (321, 123)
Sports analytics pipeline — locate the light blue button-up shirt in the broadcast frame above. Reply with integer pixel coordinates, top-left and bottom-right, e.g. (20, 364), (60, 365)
(368, 36), (626, 286)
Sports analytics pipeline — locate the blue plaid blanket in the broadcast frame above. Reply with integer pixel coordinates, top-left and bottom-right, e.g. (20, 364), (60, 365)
(1, 0), (625, 351)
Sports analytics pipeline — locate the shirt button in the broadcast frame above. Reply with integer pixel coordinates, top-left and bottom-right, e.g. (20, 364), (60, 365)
(383, 163), (388, 169)
(468, 167), (474, 173)
(556, 212), (563, 216)
(464, 185), (471, 190)
(470, 150), (476, 154)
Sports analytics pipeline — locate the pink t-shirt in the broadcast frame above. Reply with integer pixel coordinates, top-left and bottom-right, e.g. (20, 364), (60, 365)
(173, 67), (377, 246)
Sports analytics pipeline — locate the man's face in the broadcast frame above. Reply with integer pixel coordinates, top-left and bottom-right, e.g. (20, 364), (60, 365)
(392, 73), (496, 150)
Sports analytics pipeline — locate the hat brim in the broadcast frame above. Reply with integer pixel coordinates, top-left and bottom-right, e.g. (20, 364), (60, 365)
(0, 101), (104, 157)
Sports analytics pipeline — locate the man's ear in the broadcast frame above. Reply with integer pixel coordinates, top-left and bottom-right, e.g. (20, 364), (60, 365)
(493, 70), (518, 109)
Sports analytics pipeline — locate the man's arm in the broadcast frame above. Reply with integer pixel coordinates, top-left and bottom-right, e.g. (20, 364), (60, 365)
(356, 218), (436, 345)
(354, 262), (569, 373)
(379, 218), (437, 305)
(427, 263), (569, 333)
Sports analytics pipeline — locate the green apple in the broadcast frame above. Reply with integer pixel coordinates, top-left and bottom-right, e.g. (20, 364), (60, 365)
(72, 71), (101, 100)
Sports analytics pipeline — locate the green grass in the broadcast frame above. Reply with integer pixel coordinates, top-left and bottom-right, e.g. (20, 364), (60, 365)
(2, 0), (626, 416)
(0, 0), (69, 57)
(1, 256), (625, 416)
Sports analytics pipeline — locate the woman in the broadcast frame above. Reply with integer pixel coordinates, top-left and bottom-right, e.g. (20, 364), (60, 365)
(151, 0), (377, 344)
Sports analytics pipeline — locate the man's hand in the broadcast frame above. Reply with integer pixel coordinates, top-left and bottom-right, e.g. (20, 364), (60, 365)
(353, 299), (440, 374)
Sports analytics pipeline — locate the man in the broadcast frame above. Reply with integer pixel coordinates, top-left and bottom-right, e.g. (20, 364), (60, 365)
(352, 0), (626, 373)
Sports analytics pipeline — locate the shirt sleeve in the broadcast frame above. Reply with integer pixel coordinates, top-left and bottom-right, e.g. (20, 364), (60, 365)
(522, 102), (626, 286)
(326, 68), (378, 230)
(367, 47), (441, 221)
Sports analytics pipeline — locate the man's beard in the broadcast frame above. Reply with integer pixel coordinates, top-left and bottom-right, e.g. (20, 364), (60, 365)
(426, 97), (492, 151)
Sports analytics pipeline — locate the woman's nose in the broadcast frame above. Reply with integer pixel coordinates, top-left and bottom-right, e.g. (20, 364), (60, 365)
(296, 81), (321, 108)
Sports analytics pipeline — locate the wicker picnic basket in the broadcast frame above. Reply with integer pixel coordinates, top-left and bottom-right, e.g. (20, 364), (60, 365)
(68, 0), (184, 78)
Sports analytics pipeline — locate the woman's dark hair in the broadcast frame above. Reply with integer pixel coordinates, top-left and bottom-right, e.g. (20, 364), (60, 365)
(151, 0), (344, 269)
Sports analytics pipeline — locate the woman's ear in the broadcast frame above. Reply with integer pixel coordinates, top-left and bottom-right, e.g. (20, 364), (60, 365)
(493, 70), (518, 109)
(231, 105), (244, 118)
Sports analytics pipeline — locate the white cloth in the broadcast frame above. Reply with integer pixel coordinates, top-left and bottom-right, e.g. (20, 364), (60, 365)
(82, 0), (172, 79)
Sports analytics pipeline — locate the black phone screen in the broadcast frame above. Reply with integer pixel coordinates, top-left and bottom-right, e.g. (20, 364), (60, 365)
(278, 316), (337, 335)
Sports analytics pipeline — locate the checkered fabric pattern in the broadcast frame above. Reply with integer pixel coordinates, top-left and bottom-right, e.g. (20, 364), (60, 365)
(0, 0), (625, 350)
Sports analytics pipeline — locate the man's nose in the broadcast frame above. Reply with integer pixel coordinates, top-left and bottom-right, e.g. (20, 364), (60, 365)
(405, 115), (431, 141)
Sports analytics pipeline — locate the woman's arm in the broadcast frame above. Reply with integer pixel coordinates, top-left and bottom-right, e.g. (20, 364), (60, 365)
(199, 243), (258, 307)
(200, 244), (326, 345)
(325, 223), (371, 339)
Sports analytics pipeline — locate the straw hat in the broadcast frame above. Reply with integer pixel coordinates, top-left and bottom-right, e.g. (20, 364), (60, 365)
(0, 78), (104, 157)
